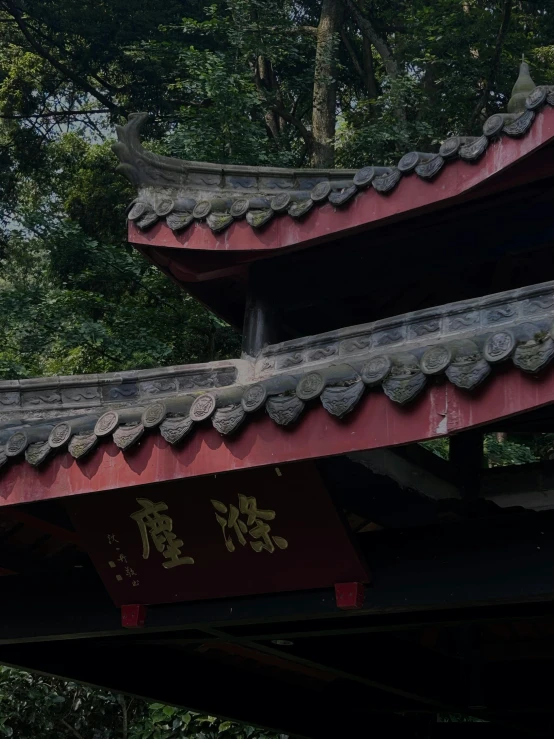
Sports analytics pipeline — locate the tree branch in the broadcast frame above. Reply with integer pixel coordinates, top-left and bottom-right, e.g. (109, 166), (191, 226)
(298, 25), (318, 36)
(117, 694), (128, 739)
(340, 27), (365, 82)
(60, 718), (85, 739)
(269, 102), (312, 145)
(468, 0), (512, 129)
(362, 32), (378, 99)
(252, 64), (312, 148)
(2, 1), (125, 116)
(0, 109), (110, 120)
(342, 0), (398, 78)
(255, 56), (280, 140)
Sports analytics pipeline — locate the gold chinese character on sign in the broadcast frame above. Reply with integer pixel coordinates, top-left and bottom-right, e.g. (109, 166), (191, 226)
(130, 498), (195, 569)
(211, 495), (288, 554)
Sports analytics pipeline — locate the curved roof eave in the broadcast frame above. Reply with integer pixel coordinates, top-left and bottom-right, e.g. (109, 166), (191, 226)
(116, 85), (554, 254)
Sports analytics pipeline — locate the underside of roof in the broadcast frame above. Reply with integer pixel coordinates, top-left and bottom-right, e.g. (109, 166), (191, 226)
(2, 280), (554, 472)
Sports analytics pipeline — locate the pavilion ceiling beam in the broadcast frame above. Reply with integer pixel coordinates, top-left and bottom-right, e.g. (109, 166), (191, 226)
(348, 447), (461, 500)
(215, 628), (463, 712)
(239, 602), (554, 642)
(352, 443), (554, 511)
(481, 459), (554, 510)
(0, 509), (78, 545)
(0, 547), (47, 575)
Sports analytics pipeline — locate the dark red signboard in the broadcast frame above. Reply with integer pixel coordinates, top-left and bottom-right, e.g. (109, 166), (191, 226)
(67, 461), (369, 607)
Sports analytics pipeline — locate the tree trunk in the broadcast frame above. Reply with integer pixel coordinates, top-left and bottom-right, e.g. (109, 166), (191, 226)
(311, 0), (343, 168)
(362, 34), (378, 99)
(257, 56), (281, 140)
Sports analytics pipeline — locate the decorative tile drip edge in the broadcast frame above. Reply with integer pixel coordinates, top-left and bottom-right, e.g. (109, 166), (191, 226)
(2, 280), (554, 471)
(114, 85), (554, 235)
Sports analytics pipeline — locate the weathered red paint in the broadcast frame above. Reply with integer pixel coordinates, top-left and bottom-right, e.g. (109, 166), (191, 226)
(335, 582), (365, 611)
(68, 462), (369, 606)
(121, 604), (146, 629)
(1, 366), (553, 507)
(129, 107), (554, 256)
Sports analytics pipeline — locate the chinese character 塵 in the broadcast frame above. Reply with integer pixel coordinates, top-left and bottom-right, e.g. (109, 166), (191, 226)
(130, 498), (194, 569)
(211, 495), (288, 554)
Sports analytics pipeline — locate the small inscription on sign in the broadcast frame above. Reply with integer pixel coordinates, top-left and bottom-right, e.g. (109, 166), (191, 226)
(67, 462), (369, 606)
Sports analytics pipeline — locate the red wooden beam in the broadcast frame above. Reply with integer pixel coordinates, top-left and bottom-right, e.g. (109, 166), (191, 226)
(0, 510), (78, 545)
(128, 107), (554, 257)
(0, 366), (553, 507)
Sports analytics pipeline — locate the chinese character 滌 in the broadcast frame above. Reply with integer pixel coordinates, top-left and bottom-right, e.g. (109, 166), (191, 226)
(211, 495), (288, 554)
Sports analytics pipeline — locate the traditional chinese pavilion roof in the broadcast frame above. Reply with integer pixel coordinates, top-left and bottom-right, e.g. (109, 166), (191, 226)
(2, 279), (554, 470)
(3, 64), (554, 480)
(114, 63), (552, 236)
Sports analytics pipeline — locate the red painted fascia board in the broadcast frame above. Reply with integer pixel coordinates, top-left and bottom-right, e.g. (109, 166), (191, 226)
(1, 366), (553, 507)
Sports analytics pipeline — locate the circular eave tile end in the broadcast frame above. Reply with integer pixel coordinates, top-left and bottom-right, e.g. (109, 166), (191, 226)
(310, 181), (331, 202)
(49, 422), (72, 448)
(231, 198), (250, 218)
(421, 345), (452, 375)
(242, 383), (267, 413)
(190, 393), (217, 422)
(94, 410), (119, 437)
(296, 372), (325, 401)
(484, 331), (516, 363)
(5, 431), (28, 457)
(142, 402), (166, 428)
(193, 200), (212, 219)
(361, 356), (392, 386)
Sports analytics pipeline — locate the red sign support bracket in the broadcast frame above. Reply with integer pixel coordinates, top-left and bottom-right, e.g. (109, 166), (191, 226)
(121, 604), (147, 628)
(335, 582), (365, 610)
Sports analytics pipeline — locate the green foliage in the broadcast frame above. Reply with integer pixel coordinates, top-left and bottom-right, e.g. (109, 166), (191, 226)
(0, 0), (553, 378)
(0, 215), (239, 378)
(423, 432), (554, 467)
(0, 668), (282, 739)
(0, 667), (134, 738)
(130, 703), (283, 739)
(420, 437), (449, 461)
(484, 434), (538, 467)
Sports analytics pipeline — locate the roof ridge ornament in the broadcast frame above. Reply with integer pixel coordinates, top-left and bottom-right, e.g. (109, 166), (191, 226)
(507, 58), (536, 114)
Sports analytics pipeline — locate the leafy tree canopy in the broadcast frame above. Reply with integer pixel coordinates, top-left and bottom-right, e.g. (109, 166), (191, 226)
(0, 0), (553, 379)
(0, 667), (282, 738)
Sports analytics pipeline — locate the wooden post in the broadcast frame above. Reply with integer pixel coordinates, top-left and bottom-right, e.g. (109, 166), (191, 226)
(241, 264), (277, 358)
